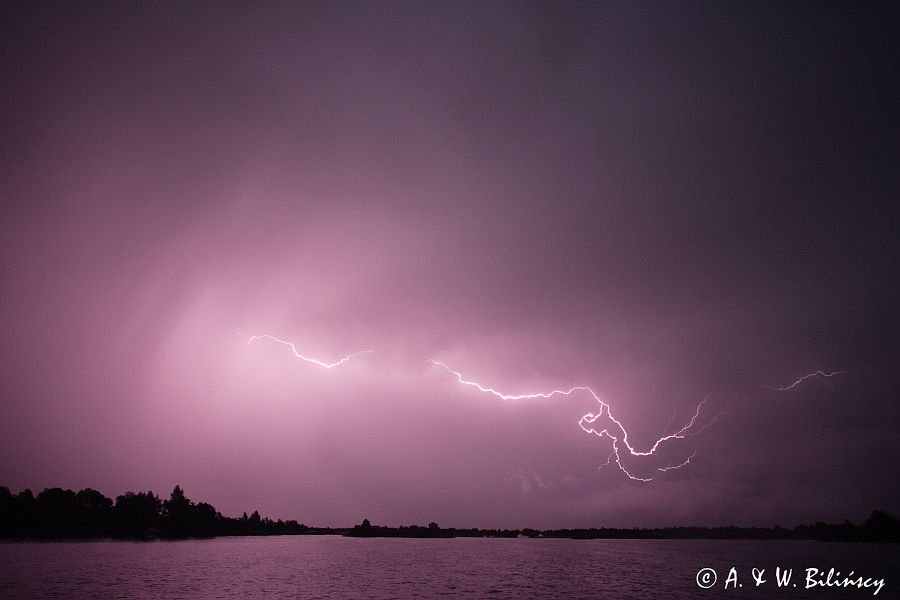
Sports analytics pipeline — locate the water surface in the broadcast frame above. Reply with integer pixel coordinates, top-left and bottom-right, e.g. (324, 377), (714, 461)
(0, 536), (896, 598)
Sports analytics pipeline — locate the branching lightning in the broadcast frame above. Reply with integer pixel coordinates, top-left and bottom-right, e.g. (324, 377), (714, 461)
(770, 370), (845, 391)
(248, 334), (372, 369)
(429, 359), (716, 481)
(248, 338), (719, 481)
(656, 452), (697, 472)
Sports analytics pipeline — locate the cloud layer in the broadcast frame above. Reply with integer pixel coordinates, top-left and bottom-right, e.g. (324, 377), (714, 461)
(1, 2), (897, 527)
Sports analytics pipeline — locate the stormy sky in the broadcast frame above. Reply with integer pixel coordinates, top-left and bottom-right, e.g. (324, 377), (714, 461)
(1, 2), (897, 528)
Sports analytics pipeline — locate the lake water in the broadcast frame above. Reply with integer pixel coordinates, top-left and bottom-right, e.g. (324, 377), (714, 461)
(0, 537), (897, 598)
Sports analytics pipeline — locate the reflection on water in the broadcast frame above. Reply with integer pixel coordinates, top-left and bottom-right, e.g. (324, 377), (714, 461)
(0, 537), (897, 599)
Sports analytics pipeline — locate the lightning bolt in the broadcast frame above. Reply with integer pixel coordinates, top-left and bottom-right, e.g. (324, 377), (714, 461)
(429, 360), (715, 481)
(769, 370), (845, 391)
(248, 334), (372, 369)
(656, 451), (697, 472)
(248, 338), (717, 481)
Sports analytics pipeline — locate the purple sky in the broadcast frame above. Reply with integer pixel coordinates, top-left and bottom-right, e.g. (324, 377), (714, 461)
(1, 2), (897, 528)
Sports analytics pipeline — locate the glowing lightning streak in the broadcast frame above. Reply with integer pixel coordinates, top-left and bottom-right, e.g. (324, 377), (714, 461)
(428, 359), (712, 481)
(249, 335), (372, 369)
(657, 452), (696, 472)
(247, 336), (715, 480)
(770, 370), (845, 391)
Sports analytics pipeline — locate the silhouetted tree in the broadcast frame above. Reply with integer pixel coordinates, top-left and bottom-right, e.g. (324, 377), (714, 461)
(15, 489), (36, 534)
(114, 491), (161, 537)
(76, 488), (112, 511)
(193, 502), (219, 537)
(36, 488), (78, 536)
(75, 488), (113, 533)
(346, 518), (378, 537)
(865, 509), (900, 542)
(0, 486), (14, 535)
(162, 485), (194, 536)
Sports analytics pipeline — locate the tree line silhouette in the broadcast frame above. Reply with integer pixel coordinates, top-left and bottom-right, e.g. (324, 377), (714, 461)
(346, 512), (900, 542)
(0, 485), (315, 538)
(1, 484), (898, 541)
